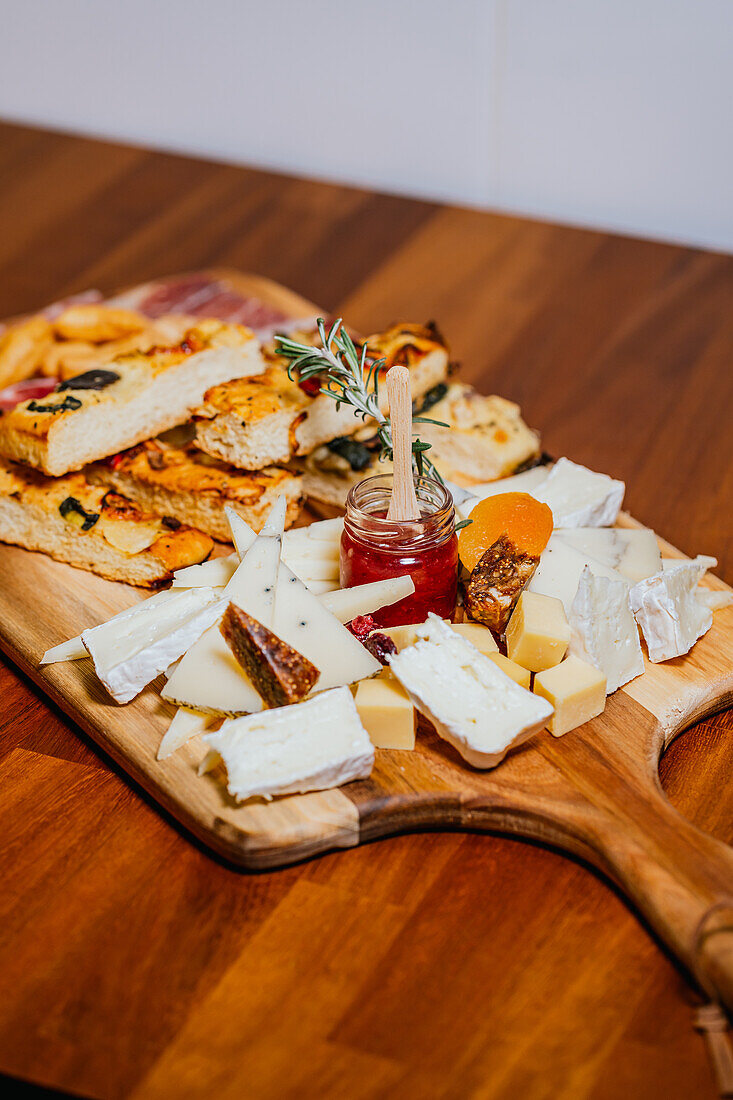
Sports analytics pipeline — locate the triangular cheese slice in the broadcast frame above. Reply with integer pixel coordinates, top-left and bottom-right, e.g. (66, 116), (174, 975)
(162, 500), (286, 716)
(272, 561), (381, 690)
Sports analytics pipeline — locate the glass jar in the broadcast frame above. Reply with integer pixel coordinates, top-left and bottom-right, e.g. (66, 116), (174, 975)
(340, 473), (458, 627)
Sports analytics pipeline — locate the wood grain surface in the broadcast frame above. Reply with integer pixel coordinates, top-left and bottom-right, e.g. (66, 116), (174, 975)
(1, 121), (732, 1099)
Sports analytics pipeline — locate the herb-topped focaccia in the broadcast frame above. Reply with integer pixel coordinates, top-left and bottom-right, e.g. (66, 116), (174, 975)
(91, 439), (303, 542)
(303, 382), (541, 508)
(0, 320), (264, 476)
(193, 322), (450, 470)
(0, 457), (213, 586)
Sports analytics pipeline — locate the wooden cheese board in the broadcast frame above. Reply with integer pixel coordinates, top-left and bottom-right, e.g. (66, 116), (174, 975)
(1, 272), (733, 1013)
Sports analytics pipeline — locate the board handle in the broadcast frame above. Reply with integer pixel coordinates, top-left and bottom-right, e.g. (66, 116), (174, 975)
(586, 785), (733, 1012)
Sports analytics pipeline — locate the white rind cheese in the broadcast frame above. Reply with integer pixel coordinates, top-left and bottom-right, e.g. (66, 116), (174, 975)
(202, 687), (374, 802)
(388, 613), (553, 769)
(569, 567), (644, 693)
(455, 466), (550, 520)
(528, 533), (628, 616)
(556, 527), (661, 583)
(157, 707), (214, 760)
(320, 575), (415, 623)
(83, 587), (225, 703)
(630, 557), (714, 662)
(532, 458), (624, 527)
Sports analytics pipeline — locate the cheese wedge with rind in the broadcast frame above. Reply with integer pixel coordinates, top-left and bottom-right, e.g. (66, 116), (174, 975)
(40, 588), (182, 664)
(630, 557), (714, 662)
(532, 458), (624, 527)
(203, 686), (374, 802)
(569, 567), (644, 693)
(528, 533), (628, 616)
(388, 613), (553, 769)
(272, 565), (381, 689)
(162, 502), (286, 715)
(83, 587), (225, 703)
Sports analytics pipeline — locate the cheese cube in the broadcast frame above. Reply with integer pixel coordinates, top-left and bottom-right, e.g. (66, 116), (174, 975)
(380, 622), (427, 651)
(506, 592), (570, 672)
(533, 655), (606, 737)
(449, 622), (499, 656)
(355, 675), (416, 750)
(488, 652), (531, 689)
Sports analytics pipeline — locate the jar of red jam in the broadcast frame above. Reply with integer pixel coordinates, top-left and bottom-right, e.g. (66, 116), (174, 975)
(340, 474), (458, 627)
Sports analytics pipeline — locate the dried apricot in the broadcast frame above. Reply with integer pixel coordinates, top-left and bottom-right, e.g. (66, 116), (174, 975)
(458, 492), (553, 572)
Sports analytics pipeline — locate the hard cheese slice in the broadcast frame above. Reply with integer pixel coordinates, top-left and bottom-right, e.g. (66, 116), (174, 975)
(172, 552), (238, 589)
(389, 613), (552, 769)
(83, 587), (225, 703)
(320, 575), (415, 623)
(528, 533), (628, 616)
(203, 686), (374, 801)
(272, 563), (381, 689)
(41, 588), (181, 664)
(163, 505), (286, 715)
(569, 567), (643, 693)
(157, 707), (214, 760)
(555, 527), (661, 584)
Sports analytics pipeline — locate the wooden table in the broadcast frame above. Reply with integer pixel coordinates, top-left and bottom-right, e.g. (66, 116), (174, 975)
(0, 121), (731, 1100)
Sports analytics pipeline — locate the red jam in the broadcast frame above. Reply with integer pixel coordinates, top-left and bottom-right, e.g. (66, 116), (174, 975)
(340, 474), (458, 627)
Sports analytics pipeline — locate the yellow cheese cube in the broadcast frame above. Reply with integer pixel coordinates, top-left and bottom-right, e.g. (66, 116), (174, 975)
(534, 655), (606, 737)
(449, 621), (499, 656)
(355, 675), (416, 750)
(505, 591), (570, 672)
(380, 623), (426, 651)
(487, 651), (531, 689)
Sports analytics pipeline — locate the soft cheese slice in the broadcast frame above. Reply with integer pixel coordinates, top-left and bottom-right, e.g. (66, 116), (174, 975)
(272, 564), (381, 689)
(528, 533), (627, 616)
(41, 588), (181, 664)
(456, 466), (551, 520)
(389, 613), (553, 768)
(532, 458), (624, 527)
(172, 553), (238, 588)
(630, 557), (714, 662)
(163, 502), (286, 715)
(202, 687), (374, 801)
(83, 587), (225, 703)
(157, 707), (214, 760)
(556, 527), (661, 583)
(320, 575), (415, 623)
(569, 567), (643, 693)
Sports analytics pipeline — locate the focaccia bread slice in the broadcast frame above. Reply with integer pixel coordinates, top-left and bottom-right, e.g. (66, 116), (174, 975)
(90, 439), (303, 541)
(0, 320), (264, 476)
(193, 322), (450, 470)
(0, 458), (213, 586)
(303, 382), (541, 508)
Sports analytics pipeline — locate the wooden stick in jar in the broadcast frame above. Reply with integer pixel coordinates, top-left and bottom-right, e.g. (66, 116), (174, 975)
(386, 365), (420, 521)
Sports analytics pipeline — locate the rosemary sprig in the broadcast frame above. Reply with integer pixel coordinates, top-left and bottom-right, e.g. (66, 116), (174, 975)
(275, 318), (447, 483)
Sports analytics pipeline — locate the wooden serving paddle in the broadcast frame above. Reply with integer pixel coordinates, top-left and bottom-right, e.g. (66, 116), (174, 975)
(2, 271), (733, 1021)
(386, 365), (420, 521)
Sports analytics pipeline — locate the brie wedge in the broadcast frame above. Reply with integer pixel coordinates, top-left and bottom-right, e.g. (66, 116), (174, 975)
(556, 527), (661, 584)
(569, 567), (644, 693)
(528, 533), (628, 616)
(82, 587), (225, 703)
(202, 687), (374, 802)
(532, 458), (624, 527)
(41, 588), (182, 665)
(630, 557), (714, 662)
(388, 614), (553, 768)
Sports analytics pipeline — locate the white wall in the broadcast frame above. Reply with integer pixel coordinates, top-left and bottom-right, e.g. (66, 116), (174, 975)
(1, 0), (731, 252)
